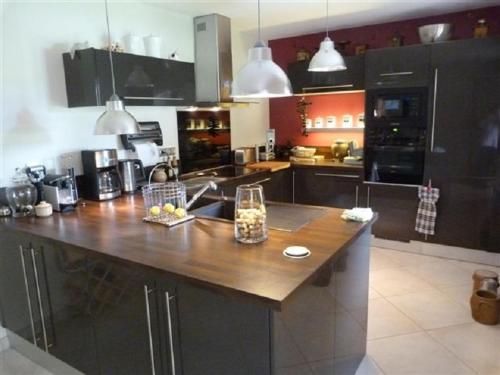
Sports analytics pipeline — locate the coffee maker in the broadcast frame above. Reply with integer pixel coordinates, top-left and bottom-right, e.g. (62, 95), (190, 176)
(81, 149), (121, 201)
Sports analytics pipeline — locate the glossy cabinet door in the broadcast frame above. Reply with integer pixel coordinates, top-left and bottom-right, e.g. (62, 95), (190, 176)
(176, 283), (271, 375)
(288, 55), (364, 94)
(294, 167), (362, 208)
(0, 229), (39, 346)
(86, 255), (166, 375)
(365, 183), (419, 242)
(425, 38), (500, 251)
(365, 44), (430, 88)
(63, 48), (195, 107)
(33, 238), (99, 374)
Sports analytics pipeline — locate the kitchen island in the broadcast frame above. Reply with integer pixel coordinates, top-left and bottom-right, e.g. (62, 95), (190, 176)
(0, 195), (374, 375)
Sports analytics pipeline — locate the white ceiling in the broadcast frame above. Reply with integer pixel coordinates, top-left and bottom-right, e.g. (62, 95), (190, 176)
(153, 0), (500, 40)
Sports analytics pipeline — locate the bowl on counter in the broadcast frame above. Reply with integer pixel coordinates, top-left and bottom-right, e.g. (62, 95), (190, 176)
(419, 23), (452, 43)
(291, 146), (316, 158)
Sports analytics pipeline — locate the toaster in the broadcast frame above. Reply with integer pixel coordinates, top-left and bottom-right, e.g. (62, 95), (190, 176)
(234, 147), (257, 165)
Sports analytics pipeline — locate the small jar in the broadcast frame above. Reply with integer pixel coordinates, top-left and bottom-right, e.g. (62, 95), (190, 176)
(35, 201), (53, 217)
(234, 184), (267, 244)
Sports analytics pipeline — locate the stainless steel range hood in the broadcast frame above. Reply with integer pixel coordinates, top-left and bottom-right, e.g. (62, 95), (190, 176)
(194, 14), (250, 108)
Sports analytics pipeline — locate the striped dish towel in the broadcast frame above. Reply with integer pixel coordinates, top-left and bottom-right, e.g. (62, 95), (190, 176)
(415, 186), (439, 235)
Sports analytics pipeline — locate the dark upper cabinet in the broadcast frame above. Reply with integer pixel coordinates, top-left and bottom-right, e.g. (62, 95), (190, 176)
(287, 55), (365, 94)
(294, 167), (363, 208)
(424, 38), (500, 252)
(365, 44), (431, 89)
(63, 48), (195, 107)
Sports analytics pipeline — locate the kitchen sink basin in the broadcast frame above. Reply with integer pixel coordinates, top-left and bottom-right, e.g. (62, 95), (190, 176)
(191, 199), (327, 232)
(182, 176), (227, 191)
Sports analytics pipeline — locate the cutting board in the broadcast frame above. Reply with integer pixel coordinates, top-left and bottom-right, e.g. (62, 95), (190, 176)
(246, 161), (291, 172)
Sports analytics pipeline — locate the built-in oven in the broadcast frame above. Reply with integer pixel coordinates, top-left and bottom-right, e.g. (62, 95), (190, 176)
(364, 87), (429, 185)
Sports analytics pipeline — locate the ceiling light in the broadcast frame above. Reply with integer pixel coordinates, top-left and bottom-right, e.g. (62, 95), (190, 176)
(95, 0), (139, 135)
(231, 0), (292, 98)
(308, 0), (346, 72)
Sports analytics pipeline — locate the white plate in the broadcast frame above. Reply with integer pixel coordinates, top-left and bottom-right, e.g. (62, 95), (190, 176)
(283, 246), (311, 259)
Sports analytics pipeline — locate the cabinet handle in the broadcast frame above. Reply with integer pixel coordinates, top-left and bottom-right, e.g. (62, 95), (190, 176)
(143, 286), (156, 375)
(19, 246), (37, 345)
(123, 96), (184, 101)
(292, 171), (296, 204)
(355, 185), (359, 207)
(302, 84), (354, 91)
(165, 292), (176, 375)
(315, 173), (360, 179)
(379, 71), (414, 77)
(430, 68), (438, 152)
(30, 247), (48, 352)
(367, 186), (371, 208)
(250, 177), (271, 185)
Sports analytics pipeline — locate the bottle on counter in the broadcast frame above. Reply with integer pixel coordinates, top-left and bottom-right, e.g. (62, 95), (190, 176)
(234, 184), (268, 244)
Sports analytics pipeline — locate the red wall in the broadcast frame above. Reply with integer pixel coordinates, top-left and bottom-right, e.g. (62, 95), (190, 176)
(269, 6), (500, 146)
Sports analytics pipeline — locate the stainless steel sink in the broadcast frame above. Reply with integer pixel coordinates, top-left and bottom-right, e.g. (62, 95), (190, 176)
(191, 199), (327, 232)
(182, 176), (227, 190)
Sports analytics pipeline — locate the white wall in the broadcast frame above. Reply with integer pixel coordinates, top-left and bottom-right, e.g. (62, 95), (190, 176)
(0, 2), (270, 186)
(230, 27), (270, 149)
(0, 1), (194, 184)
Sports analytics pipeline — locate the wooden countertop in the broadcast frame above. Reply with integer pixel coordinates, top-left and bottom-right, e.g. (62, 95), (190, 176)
(1, 196), (374, 310)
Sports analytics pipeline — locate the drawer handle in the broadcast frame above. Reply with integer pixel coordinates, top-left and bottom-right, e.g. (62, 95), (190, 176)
(30, 247), (49, 352)
(302, 84), (354, 91)
(315, 173), (360, 179)
(250, 178), (271, 185)
(124, 96), (184, 101)
(379, 71), (414, 77)
(19, 246), (37, 345)
(165, 292), (176, 375)
(143, 286), (156, 375)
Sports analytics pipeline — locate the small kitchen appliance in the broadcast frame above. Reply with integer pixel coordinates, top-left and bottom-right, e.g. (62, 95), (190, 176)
(81, 149), (121, 201)
(118, 159), (145, 194)
(43, 171), (78, 212)
(234, 147), (257, 165)
(26, 165), (47, 204)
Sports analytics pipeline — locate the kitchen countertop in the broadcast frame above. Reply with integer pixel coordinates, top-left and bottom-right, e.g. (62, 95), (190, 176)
(290, 159), (363, 170)
(1, 196), (374, 310)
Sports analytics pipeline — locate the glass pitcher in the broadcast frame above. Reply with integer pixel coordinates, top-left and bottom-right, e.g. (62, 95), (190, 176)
(234, 184), (267, 244)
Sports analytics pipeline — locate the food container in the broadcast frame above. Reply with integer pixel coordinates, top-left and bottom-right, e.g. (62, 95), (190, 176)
(472, 270), (499, 292)
(235, 184), (267, 244)
(314, 117), (324, 128)
(143, 35), (161, 57)
(470, 289), (499, 325)
(35, 201), (53, 217)
(291, 146), (316, 158)
(418, 24), (452, 44)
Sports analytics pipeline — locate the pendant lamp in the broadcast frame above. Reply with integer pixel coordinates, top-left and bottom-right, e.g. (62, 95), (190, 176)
(308, 0), (346, 72)
(231, 0), (292, 98)
(95, 0), (139, 135)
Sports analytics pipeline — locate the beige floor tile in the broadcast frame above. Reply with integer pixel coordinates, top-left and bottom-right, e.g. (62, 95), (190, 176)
(370, 267), (438, 297)
(406, 261), (473, 288)
(387, 290), (473, 330)
(367, 332), (474, 374)
(429, 323), (500, 375)
(363, 299), (421, 340)
(373, 247), (441, 267)
(439, 285), (473, 308)
(446, 259), (500, 274)
(370, 248), (401, 270)
(0, 349), (54, 375)
(369, 287), (383, 300)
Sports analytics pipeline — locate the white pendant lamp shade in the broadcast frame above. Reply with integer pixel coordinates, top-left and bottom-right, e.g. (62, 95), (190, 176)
(95, 0), (139, 135)
(308, 37), (346, 72)
(232, 42), (292, 98)
(95, 94), (139, 135)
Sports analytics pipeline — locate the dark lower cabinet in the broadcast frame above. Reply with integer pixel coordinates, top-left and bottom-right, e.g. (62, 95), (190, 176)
(364, 184), (419, 242)
(294, 167), (362, 209)
(219, 169), (293, 203)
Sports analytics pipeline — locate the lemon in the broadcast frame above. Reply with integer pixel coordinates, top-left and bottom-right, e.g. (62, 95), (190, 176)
(149, 205), (161, 217)
(174, 207), (186, 219)
(163, 203), (175, 214)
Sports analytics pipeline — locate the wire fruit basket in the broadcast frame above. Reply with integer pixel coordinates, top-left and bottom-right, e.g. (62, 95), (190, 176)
(142, 164), (195, 227)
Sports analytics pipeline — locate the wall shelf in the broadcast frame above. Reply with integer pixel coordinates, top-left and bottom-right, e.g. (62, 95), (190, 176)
(306, 127), (365, 132)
